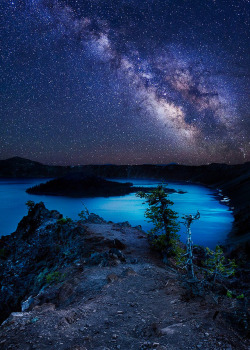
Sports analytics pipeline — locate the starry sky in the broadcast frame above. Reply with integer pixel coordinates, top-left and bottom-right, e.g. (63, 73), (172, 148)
(0, 0), (249, 165)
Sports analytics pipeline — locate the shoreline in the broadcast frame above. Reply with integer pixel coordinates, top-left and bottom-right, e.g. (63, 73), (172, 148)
(0, 177), (233, 250)
(0, 159), (249, 254)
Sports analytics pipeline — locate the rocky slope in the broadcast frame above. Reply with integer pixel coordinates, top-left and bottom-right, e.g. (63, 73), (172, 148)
(0, 203), (249, 350)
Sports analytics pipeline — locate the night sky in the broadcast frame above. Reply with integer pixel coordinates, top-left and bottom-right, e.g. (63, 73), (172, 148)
(0, 0), (249, 165)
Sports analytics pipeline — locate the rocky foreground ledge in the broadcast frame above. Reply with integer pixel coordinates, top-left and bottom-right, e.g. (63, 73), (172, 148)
(0, 203), (249, 350)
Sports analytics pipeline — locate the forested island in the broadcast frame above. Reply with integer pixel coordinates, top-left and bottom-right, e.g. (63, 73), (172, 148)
(25, 173), (180, 197)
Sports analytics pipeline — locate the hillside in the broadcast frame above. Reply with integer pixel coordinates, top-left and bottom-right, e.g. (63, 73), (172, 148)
(0, 203), (249, 349)
(0, 157), (67, 178)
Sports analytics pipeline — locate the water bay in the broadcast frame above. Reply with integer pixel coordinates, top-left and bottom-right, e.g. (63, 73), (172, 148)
(0, 178), (233, 248)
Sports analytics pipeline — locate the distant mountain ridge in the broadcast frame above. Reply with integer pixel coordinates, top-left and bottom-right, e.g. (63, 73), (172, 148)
(0, 156), (249, 180)
(0, 156), (67, 178)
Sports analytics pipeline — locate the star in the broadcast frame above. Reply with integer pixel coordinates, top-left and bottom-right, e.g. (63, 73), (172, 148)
(0, 0), (249, 165)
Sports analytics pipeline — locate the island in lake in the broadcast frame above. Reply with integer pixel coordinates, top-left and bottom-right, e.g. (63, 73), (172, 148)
(25, 173), (182, 197)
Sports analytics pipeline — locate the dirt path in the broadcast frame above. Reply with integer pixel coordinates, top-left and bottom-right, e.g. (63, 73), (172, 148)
(0, 222), (249, 350)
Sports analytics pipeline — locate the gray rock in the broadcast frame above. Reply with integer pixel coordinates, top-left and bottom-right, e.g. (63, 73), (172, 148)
(21, 296), (34, 312)
(116, 221), (131, 228)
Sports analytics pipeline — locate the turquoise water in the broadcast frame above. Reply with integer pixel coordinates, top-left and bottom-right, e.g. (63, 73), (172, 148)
(0, 178), (233, 248)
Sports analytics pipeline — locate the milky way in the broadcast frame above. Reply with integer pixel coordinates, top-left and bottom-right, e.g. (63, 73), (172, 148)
(0, 0), (249, 164)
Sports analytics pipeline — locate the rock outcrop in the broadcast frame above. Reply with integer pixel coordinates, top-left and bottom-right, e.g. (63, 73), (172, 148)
(0, 202), (128, 324)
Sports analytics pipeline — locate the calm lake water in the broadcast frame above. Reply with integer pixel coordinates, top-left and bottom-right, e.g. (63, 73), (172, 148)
(0, 178), (233, 248)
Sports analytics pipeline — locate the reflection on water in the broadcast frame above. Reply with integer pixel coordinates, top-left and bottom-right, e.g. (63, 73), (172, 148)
(0, 178), (233, 248)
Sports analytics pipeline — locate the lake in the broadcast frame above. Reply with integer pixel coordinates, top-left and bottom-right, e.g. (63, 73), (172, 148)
(0, 178), (233, 248)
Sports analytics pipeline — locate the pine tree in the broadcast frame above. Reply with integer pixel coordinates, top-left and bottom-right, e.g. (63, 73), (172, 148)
(137, 185), (180, 260)
(204, 245), (237, 282)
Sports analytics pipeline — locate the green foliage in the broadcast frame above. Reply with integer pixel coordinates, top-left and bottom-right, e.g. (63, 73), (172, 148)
(25, 200), (35, 210)
(203, 245), (237, 282)
(137, 185), (180, 257)
(35, 268), (66, 286)
(57, 217), (73, 225)
(236, 293), (245, 299)
(226, 290), (244, 299)
(45, 271), (66, 284)
(78, 203), (89, 221)
(227, 289), (233, 298)
(174, 244), (186, 265)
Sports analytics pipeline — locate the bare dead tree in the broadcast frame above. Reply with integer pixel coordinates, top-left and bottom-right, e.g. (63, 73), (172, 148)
(182, 211), (200, 280)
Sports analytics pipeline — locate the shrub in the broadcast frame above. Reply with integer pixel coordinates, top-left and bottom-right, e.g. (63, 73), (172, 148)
(46, 271), (66, 284)
(203, 245), (237, 282)
(57, 217), (73, 225)
(25, 200), (35, 210)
